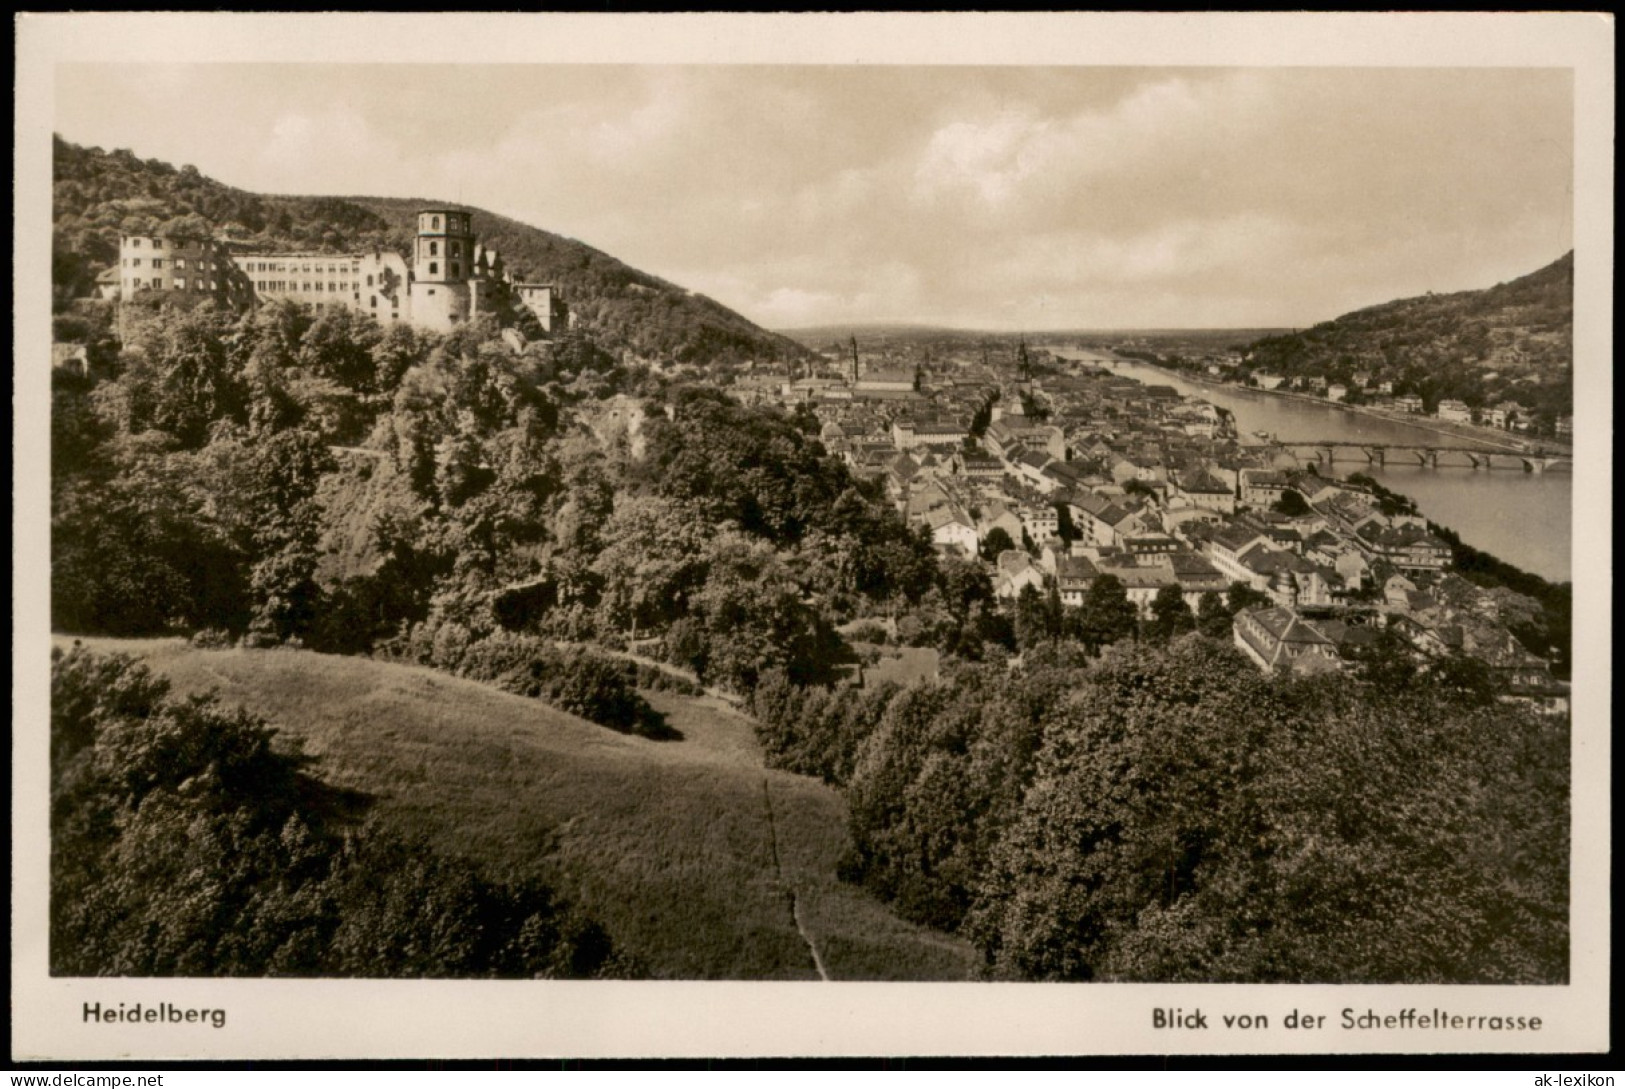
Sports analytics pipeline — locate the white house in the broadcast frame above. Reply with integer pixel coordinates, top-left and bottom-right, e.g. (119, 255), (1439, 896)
(1436, 399), (1472, 424)
(927, 506), (980, 555)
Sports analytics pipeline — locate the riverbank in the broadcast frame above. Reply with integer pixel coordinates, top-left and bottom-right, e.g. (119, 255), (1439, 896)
(1109, 358), (1569, 456)
(1045, 346), (1572, 582)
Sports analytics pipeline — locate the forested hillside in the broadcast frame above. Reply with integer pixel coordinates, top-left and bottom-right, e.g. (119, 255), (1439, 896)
(751, 637), (1567, 983)
(1243, 253), (1573, 421)
(51, 135), (806, 366)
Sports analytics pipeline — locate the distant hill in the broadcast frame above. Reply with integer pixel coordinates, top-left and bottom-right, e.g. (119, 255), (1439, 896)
(778, 323), (996, 344)
(1242, 253), (1573, 420)
(51, 135), (808, 366)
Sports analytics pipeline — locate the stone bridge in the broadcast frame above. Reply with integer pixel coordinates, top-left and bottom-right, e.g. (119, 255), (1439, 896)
(1274, 441), (1572, 474)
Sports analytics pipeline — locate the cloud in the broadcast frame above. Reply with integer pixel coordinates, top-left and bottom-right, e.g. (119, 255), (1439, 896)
(913, 111), (1050, 206)
(752, 286), (842, 326)
(54, 65), (1573, 331)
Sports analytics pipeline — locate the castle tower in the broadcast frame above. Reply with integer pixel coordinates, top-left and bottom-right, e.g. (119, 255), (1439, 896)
(414, 209), (473, 284)
(408, 209), (475, 332)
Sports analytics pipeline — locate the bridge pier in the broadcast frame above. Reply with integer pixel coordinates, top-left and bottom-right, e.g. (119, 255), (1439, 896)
(1274, 441), (1563, 471)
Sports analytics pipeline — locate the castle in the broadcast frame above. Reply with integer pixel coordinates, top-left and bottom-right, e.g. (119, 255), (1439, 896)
(111, 209), (568, 337)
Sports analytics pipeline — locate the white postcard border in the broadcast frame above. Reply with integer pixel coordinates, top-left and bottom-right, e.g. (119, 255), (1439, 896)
(12, 11), (1613, 1061)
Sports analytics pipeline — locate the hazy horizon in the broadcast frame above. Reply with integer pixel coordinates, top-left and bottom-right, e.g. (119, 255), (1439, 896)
(57, 65), (1574, 333)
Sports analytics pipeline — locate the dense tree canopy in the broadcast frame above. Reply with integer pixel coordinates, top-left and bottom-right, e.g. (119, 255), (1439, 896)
(762, 635), (1568, 984)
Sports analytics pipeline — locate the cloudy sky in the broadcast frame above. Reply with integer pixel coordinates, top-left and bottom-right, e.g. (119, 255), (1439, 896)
(55, 64), (1573, 331)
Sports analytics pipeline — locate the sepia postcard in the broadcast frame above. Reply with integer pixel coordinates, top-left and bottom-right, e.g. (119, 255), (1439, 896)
(12, 11), (1613, 1061)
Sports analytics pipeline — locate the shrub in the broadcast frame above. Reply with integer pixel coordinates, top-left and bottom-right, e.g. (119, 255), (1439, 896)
(846, 622), (891, 646)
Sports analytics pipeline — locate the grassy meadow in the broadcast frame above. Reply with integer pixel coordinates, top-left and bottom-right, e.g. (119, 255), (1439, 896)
(863, 646), (941, 688)
(51, 636), (974, 981)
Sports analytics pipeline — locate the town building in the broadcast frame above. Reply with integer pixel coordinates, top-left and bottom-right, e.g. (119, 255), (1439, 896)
(1354, 522), (1453, 572)
(1435, 399), (1473, 424)
(1233, 606), (1343, 675)
(994, 551), (1047, 600)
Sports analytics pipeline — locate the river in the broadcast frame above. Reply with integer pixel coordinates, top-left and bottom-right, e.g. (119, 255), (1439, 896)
(1047, 351), (1572, 582)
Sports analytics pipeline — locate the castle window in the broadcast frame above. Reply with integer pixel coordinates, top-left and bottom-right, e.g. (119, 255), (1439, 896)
(429, 263), (438, 276)
(451, 263), (460, 278)
(131, 258), (142, 268)
(366, 275), (373, 286)
(153, 239), (163, 249)
(431, 216), (440, 230)
(451, 242), (461, 257)
(151, 259), (163, 269)
(131, 239), (142, 247)
(371, 296), (377, 308)
(429, 242), (438, 257)
(176, 258), (186, 269)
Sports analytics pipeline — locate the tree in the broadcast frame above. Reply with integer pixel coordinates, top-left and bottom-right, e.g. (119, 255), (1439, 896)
(969, 392), (996, 438)
(1227, 581), (1270, 614)
(936, 555), (989, 615)
(589, 495), (715, 637)
(1012, 582), (1060, 651)
(1055, 503), (1079, 545)
(118, 304), (243, 447)
(299, 306), (382, 394)
(681, 532), (846, 691)
(1123, 479), (1159, 503)
(1075, 574), (1137, 653)
(1196, 590), (1232, 639)
(1272, 489), (1311, 517)
(1146, 584), (1195, 642)
(980, 526), (1017, 563)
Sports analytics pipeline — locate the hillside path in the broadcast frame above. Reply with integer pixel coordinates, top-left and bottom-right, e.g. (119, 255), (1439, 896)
(762, 778), (831, 981)
(548, 640), (744, 707)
